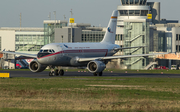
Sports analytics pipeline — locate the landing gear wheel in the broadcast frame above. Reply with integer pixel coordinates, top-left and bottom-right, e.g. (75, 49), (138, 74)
(49, 65), (55, 76)
(93, 73), (97, 76)
(59, 69), (64, 76)
(49, 72), (52, 76)
(98, 72), (103, 76)
(55, 69), (59, 76)
(52, 71), (55, 76)
(49, 72), (54, 76)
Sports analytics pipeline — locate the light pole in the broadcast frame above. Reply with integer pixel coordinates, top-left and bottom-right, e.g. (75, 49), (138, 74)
(48, 12), (51, 20)
(70, 9), (73, 43)
(53, 11), (56, 43)
(54, 11), (56, 28)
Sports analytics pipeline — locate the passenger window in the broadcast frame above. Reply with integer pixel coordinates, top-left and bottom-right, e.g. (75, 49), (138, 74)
(52, 50), (55, 53)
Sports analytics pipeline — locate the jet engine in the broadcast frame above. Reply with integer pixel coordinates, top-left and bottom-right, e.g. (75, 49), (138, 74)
(87, 61), (106, 73)
(29, 60), (47, 72)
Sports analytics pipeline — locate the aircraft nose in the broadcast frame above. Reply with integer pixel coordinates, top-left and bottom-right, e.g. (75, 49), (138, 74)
(37, 52), (50, 58)
(37, 53), (43, 58)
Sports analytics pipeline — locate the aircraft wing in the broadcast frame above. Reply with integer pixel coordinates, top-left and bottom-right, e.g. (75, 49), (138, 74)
(114, 46), (146, 51)
(78, 52), (168, 62)
(2, 51), (37, 58)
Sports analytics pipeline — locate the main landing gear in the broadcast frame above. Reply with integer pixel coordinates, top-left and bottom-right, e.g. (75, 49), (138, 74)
(49, 66), (64, 76)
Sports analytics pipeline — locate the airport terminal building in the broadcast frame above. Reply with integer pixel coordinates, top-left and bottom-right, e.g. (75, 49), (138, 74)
(1, 0), (180, 70)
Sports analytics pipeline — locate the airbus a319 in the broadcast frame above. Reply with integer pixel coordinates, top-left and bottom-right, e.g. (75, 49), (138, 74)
(3, 10), (168, 76)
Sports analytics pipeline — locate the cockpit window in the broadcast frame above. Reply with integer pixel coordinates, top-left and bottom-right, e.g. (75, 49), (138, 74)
(49, 49), (52, 53)
(39, 49), (55, 53)
(38, 49), (56, 58)
(43, 50), (48, 53)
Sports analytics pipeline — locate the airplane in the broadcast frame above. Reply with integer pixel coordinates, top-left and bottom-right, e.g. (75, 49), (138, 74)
(2, 10), (169, 76)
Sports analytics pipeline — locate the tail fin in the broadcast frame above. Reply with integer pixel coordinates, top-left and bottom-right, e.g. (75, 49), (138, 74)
(101, 10), (118, 44)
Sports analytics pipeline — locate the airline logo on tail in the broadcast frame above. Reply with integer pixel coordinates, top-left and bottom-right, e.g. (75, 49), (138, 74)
(111, 16), (117, 19)
(107, 27), (113, 33)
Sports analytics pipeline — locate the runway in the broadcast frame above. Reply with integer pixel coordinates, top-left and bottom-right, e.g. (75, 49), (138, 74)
(1, 70), (180, 78)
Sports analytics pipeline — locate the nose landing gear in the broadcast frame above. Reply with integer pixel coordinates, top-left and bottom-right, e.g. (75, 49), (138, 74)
(49, 66), (64, 76)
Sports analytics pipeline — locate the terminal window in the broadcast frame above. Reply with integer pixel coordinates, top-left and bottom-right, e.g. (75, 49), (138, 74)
(176, 34), (178, 40)
(119, 10), (146, 16)
(121, 0), (147, 5)
(141, 10), (148, 16)
(135, 0), (139, 4)
(130, 0), (133, 4)
(15, 34), (44, 51)
(81, 31), (105, 42)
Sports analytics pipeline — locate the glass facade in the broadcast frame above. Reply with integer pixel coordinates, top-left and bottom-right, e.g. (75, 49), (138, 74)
(15, 33), (44, 51)
(81, 31), (105, 42)
(121, 0), (147, 5)
(44, 21), (68, 45)
(151, 30), (159, 52)
(124, 21), (150, 69)
(120, 10), (148, 16)
(176, 34), (180, 52)
(116, 34), (123, 41)
(158, 32), (166, 52)
(81, 31), (123, 43)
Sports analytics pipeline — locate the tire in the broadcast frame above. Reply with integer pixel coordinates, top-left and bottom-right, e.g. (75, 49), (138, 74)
(55, 69), (59, 76)
(51, 71), (55, 76)
(59, 69), (64, 76)
(93, 73), (97, 76)
(49, 72), (52, 76)
(99, 72), (103, 76)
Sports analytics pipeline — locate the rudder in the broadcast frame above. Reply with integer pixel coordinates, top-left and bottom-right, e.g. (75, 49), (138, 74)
(101, 10), (118, 44)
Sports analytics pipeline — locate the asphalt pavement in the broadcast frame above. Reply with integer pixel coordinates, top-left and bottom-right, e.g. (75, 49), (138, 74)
(0, 70), (180, 78)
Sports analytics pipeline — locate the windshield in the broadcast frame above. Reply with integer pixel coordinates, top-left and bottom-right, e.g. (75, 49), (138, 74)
(39, 49), (55, 53)
(37, 49), (56, 58)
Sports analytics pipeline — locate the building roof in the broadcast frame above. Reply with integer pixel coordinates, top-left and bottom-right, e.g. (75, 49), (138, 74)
(0, 27), (44, 32)
(43, 20), (68, 24)
(121, 0), (147, 5)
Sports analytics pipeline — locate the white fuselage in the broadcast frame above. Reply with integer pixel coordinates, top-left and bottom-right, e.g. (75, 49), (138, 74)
(36, 10), (119, 68)
(37, 42), (120, 67)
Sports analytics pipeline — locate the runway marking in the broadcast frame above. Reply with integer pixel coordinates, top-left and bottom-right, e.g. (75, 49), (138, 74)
(0, 73), (10, 78)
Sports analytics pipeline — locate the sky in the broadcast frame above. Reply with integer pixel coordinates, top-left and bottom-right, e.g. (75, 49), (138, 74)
(0, 0), (179, 27)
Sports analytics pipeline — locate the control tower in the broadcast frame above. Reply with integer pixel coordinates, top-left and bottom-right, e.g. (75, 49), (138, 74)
(117, 0), (160, 26)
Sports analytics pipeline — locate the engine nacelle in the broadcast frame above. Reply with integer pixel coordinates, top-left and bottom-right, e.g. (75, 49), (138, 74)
(29, 60), (47, 72)
(87, 61), (106, 73)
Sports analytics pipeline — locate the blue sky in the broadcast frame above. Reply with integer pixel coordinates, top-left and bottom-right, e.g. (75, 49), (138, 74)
(0, 0), (178, 27)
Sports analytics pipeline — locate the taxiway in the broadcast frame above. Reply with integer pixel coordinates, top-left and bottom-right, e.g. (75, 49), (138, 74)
(0, 70), (180, 78)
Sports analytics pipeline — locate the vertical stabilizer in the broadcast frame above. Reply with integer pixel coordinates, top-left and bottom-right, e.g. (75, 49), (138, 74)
(101, 10), (118, 44)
